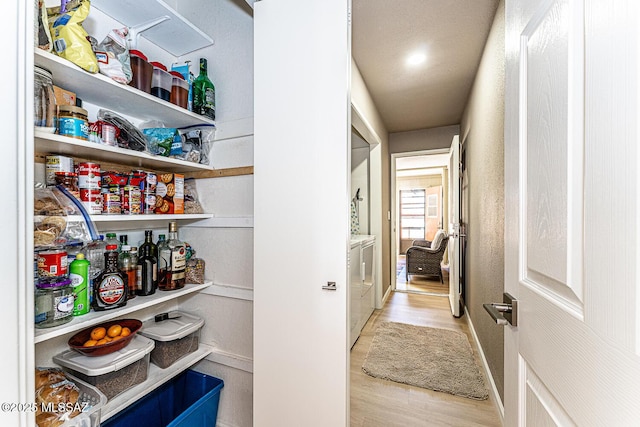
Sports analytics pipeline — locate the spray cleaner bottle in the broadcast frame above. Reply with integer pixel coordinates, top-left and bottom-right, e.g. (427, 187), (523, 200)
(70, 253), (90, 316)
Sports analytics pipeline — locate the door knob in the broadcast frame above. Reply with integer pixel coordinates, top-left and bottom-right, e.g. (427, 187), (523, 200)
(483, 293), (517, 326)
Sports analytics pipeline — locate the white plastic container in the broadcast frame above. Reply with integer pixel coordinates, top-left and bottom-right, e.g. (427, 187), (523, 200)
(53, 335), (154, 400)
(140, 311), (204, 369)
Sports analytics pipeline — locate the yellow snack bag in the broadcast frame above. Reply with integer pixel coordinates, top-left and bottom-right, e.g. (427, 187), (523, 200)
(49, 0), (98, 73)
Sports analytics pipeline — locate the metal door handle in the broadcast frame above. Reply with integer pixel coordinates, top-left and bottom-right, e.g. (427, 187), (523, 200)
(483, 293), (517, 326)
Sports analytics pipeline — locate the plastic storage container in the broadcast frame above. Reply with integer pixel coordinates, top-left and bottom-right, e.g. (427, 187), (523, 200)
(140, 311), (204, 369)
(169, 71), (189, 109)
(53, 335), (155, 400)
(150, 62), (172, 102)
(58, 373), (107, 427)
(128, 50), (153, 93)
(102, 370), (223, 427)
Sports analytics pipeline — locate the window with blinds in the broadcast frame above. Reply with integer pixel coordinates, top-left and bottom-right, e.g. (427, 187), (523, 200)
(400, 189), (426, 239)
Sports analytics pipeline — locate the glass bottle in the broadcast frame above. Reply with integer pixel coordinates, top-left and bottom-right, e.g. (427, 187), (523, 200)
(118, 244), (136, 300)
(157, 234), (169, 288)
(34, 66), (56, 129)
(137, 230), (158, 296)
(192, 58), (215, 120)
(119, 234), (128, 248)
(129, 246), (139, 298)
(159, 221), (186, 290)
(83, 235), (106, 305)
(92, 244), (127, 311)
(105, 233), (120, 252)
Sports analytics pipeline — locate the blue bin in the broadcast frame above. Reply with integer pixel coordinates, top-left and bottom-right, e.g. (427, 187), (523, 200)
(103, 370), (224, 427)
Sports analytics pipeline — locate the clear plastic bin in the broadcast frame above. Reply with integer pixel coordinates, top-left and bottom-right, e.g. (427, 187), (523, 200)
(53, 335), (154, 400)
(140, 311), (204, 369)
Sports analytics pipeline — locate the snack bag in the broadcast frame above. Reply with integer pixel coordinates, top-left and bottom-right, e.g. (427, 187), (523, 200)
(49, 0), (98, 73)
(95, 28), (132, 84)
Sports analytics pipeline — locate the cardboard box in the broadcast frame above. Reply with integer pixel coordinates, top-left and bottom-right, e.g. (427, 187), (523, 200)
(53, 85), (76, 106)
(155, 173), (184, 214)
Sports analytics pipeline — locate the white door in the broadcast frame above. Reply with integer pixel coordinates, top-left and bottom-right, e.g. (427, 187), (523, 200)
(504, 0), (640, 425)
(448, 136), (461, 317)
(253, 0), (351, 426)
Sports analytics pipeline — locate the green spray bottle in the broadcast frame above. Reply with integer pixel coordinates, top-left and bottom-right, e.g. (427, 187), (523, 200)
(70, 252), (90, 316)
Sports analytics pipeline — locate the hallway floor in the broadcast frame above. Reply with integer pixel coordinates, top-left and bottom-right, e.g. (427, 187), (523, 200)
(395, 255), (450, 295)
(350, 292), (503, 427)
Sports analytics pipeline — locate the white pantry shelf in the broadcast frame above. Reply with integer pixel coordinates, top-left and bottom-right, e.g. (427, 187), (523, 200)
(34, 282), (212, 344)
(35, 130), (213, 173)
(92, 0), (214, 56)
(100, 344), (213, 421)
(35, 50), (215, 128)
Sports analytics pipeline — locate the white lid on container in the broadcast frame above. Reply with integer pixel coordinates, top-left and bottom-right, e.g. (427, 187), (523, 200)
(53, 335), (154, 376)
(139, 311), (204, 342)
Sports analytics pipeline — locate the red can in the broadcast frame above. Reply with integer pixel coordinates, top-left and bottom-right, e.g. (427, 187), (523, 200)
(80, 188), (102, 215)
(77, 162), (101, 190)
(37, 250), (68, 278)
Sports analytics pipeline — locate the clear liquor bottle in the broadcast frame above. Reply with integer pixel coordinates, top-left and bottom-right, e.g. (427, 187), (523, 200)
(158, 221), (186, 290)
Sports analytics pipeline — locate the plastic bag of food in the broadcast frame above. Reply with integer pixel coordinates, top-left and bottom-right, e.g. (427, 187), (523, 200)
(34, 186), (98, 249)
(178, 124), (216, 165)
(36, 0), (53, 52)
(143, 128), (182, 157)
(95, 28), (132, 84)
(185, 258), (205, 284)
(35, 368), (83, 425)
(97, 109), (147, 151)
(48, 0), (98, 73)
(184, 178), (204, 214)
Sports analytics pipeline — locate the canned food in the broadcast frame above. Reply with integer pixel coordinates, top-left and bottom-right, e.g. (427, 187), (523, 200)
(102, 171), (128, 186)
(77, 162), (101, 189)
(129, 171), (147, 191)
(144, 192), (156, 214)
(45, 155), (74, 186)
(37, 249), (68, 279)
(145, 172), (157, 192)
(80, 189), (102, 215)
(102, 186), (122, 215)
(122, 185), (142, 215)
(95, 120), (118, 146)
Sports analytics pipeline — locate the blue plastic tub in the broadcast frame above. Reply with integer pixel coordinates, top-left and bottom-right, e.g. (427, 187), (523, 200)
(103, 370), (223, 427)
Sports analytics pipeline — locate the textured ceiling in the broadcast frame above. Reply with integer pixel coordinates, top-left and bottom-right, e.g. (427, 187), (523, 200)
(352, 0), (499, 133)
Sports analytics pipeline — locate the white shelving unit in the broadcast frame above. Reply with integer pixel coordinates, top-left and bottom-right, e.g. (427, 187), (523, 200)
(32, 3), (225, 419)
(100, 344), (213, 421)
(91, 0), (214, 56)
(35, 282), (212, 343)
(35, 50), (214, 129)
(35, 130), (213, 173)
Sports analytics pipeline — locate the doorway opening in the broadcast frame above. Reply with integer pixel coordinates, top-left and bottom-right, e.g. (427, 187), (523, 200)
(392, 150), (450, 296)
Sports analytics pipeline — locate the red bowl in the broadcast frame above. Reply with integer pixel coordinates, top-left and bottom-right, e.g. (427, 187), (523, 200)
(68, 319), (142, 357)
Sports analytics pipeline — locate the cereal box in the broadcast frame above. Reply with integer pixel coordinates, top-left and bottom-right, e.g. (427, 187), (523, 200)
(154, 173), (184, 214)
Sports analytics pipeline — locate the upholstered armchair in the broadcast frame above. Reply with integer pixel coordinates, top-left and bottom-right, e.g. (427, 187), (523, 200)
(405, 230), (448, 283)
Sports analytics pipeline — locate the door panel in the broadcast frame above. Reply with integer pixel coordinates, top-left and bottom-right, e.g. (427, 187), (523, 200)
(448, 136), (461, 317)
(253, 0), (350, 425)
(505, 0), (640, 425)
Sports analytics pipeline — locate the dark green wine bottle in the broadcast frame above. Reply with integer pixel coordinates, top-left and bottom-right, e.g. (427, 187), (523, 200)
(193, 58), (216, 120)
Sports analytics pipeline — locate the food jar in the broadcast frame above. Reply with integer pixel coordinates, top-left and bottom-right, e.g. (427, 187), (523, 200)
(35, 278), (75, 328)
(58, 105), (89, 140)
(128, 50), (153, 93)
(34, 66), (56, 131)
(169, 71), (189, 109)
(150, 62), (172, 102)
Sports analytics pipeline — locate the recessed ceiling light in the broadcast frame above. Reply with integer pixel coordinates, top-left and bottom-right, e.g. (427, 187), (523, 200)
(407, 52), (426, 67)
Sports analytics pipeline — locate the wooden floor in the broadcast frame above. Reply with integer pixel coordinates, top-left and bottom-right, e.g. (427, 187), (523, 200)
(395, 255), (450, 295)
(350, 292), (503, 427)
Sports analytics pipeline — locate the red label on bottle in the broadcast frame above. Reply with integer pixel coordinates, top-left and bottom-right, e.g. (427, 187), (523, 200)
(98, 274), (125, 304)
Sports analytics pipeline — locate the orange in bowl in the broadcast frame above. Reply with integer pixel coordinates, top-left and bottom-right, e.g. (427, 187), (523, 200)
(68, 319), (142, 357)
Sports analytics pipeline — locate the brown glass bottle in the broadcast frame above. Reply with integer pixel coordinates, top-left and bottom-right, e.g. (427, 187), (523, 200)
(92, 244), (127, 311)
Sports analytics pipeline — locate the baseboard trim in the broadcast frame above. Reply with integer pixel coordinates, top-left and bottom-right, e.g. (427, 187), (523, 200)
(464, 306), (505, 422)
